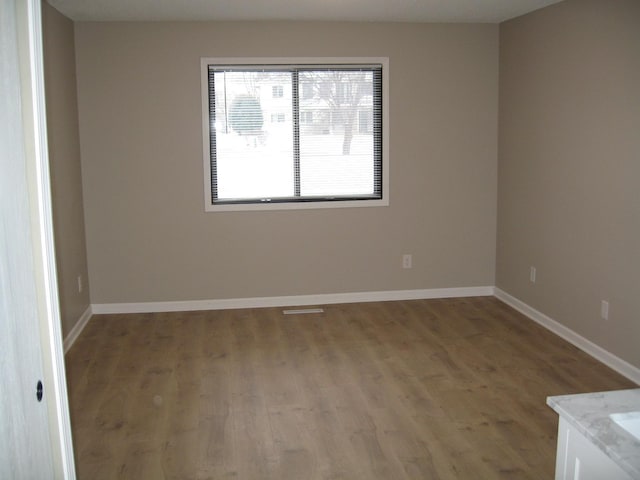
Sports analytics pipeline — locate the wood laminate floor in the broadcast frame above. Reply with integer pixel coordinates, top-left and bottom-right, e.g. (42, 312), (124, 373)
(65, 297), (636, 479)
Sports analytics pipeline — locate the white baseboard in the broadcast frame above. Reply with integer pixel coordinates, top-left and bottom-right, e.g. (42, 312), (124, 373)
(63, 305), (92, 354)
(91, 286), (495, 315)
(495, 288), (640, 385)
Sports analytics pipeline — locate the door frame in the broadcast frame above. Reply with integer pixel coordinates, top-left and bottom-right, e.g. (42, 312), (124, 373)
(20, 0), (76, 476)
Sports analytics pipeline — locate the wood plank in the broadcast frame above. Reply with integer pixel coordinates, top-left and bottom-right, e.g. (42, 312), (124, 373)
(66, 298), (636, 479)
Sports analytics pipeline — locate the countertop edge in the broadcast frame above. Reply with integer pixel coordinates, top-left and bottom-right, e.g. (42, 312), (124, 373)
(547, 389), (640, 479)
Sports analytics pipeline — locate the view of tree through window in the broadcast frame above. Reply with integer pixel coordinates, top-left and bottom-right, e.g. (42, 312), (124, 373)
(206, 63), (383, 205)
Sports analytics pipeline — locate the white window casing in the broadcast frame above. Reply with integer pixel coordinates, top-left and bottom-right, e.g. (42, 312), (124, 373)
(201, 57), (389, 212)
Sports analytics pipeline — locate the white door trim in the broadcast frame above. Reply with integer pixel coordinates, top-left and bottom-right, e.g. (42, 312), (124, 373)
(24, 0), (76, 476)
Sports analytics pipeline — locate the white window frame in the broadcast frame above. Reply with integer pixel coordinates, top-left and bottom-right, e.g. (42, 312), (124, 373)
(200, 57), (389, 212)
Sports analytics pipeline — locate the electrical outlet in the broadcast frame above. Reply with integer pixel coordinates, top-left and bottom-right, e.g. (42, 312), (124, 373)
(601, 300), (609, 321)
(77, 275), (83, 293)
(402, 254), (412, 269)
(529, 266), (536, 283)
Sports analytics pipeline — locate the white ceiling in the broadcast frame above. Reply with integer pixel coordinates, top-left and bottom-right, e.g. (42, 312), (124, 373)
(47, 0), (563, 23)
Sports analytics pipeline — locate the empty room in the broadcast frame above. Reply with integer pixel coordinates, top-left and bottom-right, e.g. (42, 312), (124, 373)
(2, 0), (638, 478)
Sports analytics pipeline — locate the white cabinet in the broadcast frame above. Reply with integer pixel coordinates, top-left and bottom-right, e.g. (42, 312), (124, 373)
(554, 417), (633, 480)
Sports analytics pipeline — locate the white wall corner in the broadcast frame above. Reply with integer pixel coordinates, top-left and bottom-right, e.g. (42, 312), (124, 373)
(63, 305), (92, 354)
(494, 288), (640, 386)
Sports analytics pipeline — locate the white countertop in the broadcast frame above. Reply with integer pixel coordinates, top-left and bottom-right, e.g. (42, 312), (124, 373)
(547, 388), (640, 479)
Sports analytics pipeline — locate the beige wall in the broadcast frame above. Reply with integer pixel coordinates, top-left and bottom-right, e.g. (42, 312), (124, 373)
(74, 21), (498, 304)
(42, 2), (90, 337)
(497, 0), (640, 368)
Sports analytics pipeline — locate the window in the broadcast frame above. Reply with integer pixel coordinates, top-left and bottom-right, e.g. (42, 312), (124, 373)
(301, 111), (314, 124)
(272, 85), (284, 98)
(201, 57), (389, 211)
(336, 82), (349, 103)
(301, 82), (314, 100)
